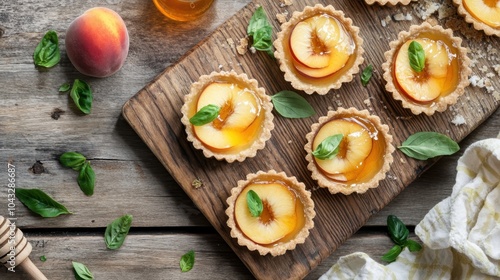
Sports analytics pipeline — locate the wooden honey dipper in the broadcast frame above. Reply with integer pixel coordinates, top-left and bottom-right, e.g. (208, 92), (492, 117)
(0, 216), (47, 280)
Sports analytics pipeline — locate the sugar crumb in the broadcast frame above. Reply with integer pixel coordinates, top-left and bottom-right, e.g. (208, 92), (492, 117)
(451, 114), (466, 126)
(276, 12), (288, 24)
(279, 0), (293, 7)
(236, 37), (248, 55)
(226, 38), (235, 48)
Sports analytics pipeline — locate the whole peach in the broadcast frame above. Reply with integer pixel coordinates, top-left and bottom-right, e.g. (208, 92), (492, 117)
(65, 7), (129, 78)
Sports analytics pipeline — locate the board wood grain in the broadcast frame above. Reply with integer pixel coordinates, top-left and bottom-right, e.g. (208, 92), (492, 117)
(122, 0), (499, 279)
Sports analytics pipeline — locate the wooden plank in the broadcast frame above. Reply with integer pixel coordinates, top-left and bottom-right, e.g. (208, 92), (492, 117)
(122, 0), (499, 279)
(0, 230), (398, 279)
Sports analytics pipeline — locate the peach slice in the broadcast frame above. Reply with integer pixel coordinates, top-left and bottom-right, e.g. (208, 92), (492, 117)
(193, 83), (260, 149)
(395, 38), (449, 103)
(290, 15), (352, 78)
(290, 15), (341, 68)
(463, 0), (500, 28)
(313, 119), (373, 176)
(234, 183), (297, 245)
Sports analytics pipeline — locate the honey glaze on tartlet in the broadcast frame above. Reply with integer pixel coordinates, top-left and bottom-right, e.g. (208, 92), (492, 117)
(382, 22), (471, 116)
(181, 71), (274, 162)
(274, 4), (364, 95)
(453, 0), (500, 37)
(305, 108), (394, 195)
(225, 170), (315, 256)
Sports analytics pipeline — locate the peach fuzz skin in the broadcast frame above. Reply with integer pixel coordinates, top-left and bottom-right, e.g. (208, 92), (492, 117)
(65, 7), (129, 78)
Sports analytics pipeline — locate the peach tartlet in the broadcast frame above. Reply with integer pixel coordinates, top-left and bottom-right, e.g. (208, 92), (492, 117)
(382, 22), (471, 115)
(226, 170), (315, 256)
(274, 4), (364, 95)
(305, 108), (394, 195)
(453, 0), (500, 36)
(181, 71), (274, 162)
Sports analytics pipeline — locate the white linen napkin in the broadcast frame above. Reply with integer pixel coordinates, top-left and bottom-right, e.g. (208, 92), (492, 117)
(320, 136), (500, 280)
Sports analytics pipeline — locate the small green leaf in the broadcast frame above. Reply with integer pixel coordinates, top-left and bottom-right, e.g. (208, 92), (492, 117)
(408, 41), (425, 73)
(16, 188), (71, 218)
(180, 250), (195, 272)
(405, 239), (422, 252)
(361, 64), (373, 86)
(72, 261), (94, 280)
(77, 162), (95, 196)
(247, 6), (274, 57)
(59, 82), (71, 92)
(381, 245), (402, 263)
(33, 30), (61, 68)
(189, 104), (220, 126)
(398, 132), (460, 160)
(105, 214), (133, 250)
(271, 91), (315, 118)
(387, 215), (409, 246)
(312, 134), (343, 160)
(246, 190), (263, 217)
(59, 152), (86, 171)
(40, 255), (47, 262)
(70, 79), (93, 115)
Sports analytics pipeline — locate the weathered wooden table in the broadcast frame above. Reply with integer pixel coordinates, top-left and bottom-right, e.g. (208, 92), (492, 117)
(1, 0), (498, 279)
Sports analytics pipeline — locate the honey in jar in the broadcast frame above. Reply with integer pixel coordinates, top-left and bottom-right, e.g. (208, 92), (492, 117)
(153, 0), (214, 22)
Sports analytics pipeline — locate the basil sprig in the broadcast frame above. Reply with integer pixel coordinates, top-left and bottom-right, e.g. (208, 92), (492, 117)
(408, 41), (425, 73)
(381, 215), (422, 263)
(247, 6), (274, 57)
(77, 162), (95, 196)
(190, 104), (220, 126)
(72, 261), (94, 280)
(398, 132), (459, 160)
(60, 152), (86, 171)
(59, 152), (95, 196)
(312, 134), (343, 160)
(271, 91), (315, 119)
(59, 80), (93, 114)
(105, 214), (133, 250)
(361, 64), (373, 86)
(33, 30), (61, 68)
(16, 188), (71, 218)
(246, 190), (263, 217)
(180, 250), (195, 272)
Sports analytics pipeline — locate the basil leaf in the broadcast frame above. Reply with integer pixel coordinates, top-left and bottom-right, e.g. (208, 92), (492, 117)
(271, 91), (315, 118)
(77, 162), (95, 196)
(246, 190), (263, 217)
(361, 64), (373, 86)
(59, 152), (86, 171)
(381, 244), (402, 263)
(312, 134), (343, 160)
(70, 79), (93, 115)
(180, 250), (195, 272)
(59, 82), (71, 92)
(16, 188), (71, 218)
(405, 239), (422, 252)
(398, 132), (460, 160)
(387, 215), (409, 246)
(72, 261), (94, 280)
(247, 6), (274, 58)
(33, 30), (61, 68)
(105, 214), (133, 250)
(40, 255), (47, 262)
(189, 104), (220, 126)
(408, 41), (425, 73)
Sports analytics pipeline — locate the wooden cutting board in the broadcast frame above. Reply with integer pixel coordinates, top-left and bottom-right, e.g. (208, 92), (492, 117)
(122, 0), (499, 279)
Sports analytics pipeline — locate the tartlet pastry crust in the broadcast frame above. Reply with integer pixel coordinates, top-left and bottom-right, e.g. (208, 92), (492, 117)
(364, 0), (414, 6)
(181, 70), (274, 162)
(305, 108), (394, 195)
(225, 170), (315, 256)
(382, 22), (471, 116)
(452, 0), (500, 37)
(274, 4), (364, 95)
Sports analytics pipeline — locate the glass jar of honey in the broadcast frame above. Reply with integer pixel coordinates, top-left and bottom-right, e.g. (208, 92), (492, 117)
(153, 0), (215, 22)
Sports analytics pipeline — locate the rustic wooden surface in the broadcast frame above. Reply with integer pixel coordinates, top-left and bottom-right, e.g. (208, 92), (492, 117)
(0, 0), (498, 279)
